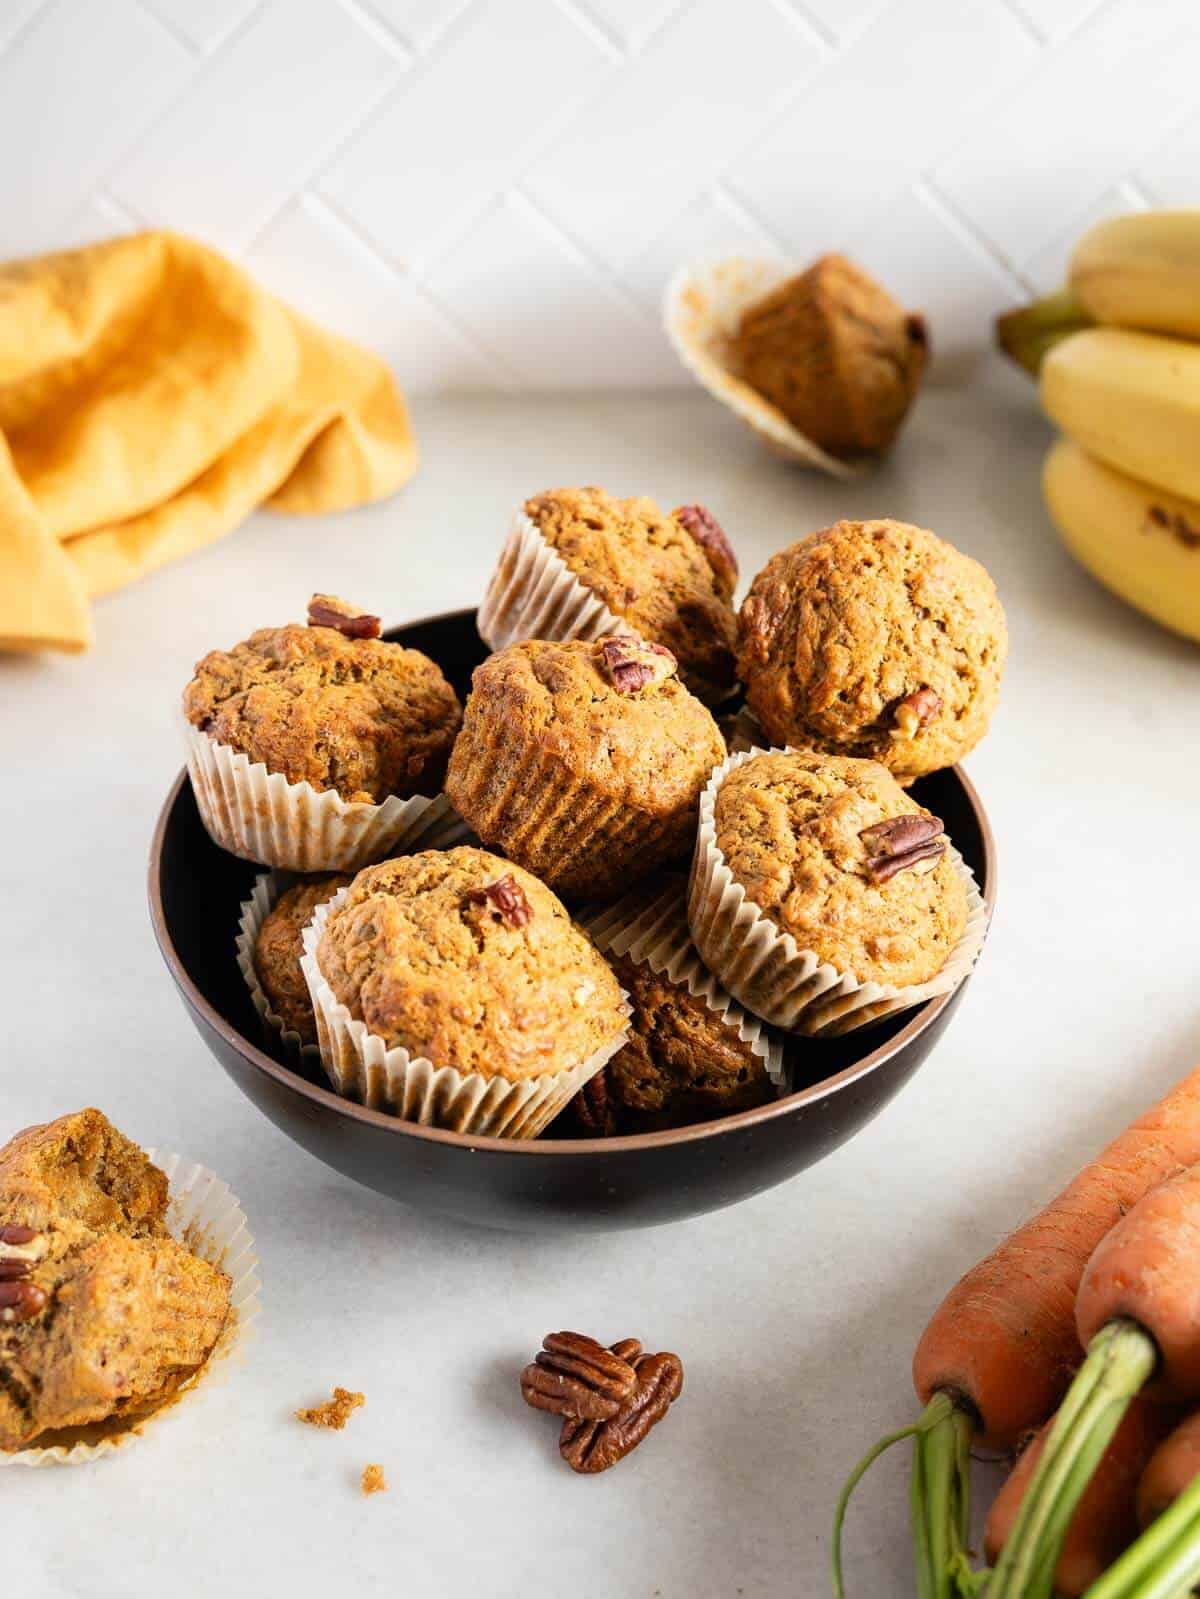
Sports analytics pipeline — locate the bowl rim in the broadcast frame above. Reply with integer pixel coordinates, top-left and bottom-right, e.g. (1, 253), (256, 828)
(150, 609), (997, 1159)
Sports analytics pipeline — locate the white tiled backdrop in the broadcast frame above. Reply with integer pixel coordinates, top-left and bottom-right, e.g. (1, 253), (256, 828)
(7, 0), (1200, 389)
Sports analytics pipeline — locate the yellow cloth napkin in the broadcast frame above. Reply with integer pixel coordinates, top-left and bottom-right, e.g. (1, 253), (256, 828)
(0, 231), (418, 653)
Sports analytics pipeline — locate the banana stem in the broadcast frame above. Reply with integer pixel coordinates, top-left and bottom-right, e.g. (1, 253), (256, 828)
(987, 1321), (1158, 1599)
(1082, 1465), (1200, 1599)
(994, 288), (1093, 377)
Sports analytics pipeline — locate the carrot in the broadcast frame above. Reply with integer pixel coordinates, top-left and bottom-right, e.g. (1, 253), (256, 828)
(1138, 1411), (1200, 1529)
(983, 1399), (1173, 1596)
(834, 1064), (1200, 1599)
(990, 1161), (1200, 1599)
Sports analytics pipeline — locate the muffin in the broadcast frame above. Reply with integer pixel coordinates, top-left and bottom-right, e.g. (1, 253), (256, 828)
(738, 520), (1007, 783)
(444, 637), (726, 900)
(689, 748), (985, 1035)
(569, 884), (780, 1136)
(478, 485), (739, 706)
(0, 1109), (231, 1451)
(728, 254), (927, 458)
(302, 847), (629, 1137)
(244, 874), (351, 1051)
(182, 593), (463, 871)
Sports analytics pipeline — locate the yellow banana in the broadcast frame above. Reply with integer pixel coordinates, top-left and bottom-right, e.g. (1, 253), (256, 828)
(1070, 210), (1200, 339)
(1041, 327), (1200, 502)
(1043, 437), (1200, 643)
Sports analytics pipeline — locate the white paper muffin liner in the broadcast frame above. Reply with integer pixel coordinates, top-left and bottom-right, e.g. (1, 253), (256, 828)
(688, 747), (989, 1037)
(301, 889), (631, 1138)
(664, 256), (868, 478)
(181, 713), (443, 873)
(1, 1153), (260, 1468)
(477, 506), (639, 654)
(583, 882), (788, 1093)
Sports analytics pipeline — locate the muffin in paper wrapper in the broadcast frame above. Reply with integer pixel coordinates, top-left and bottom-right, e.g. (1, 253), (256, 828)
(1, 1154), (260, 1468)
(688, 747), (989, 1037)
(301, 889), (631, 1138)
(583, 881), (788, 1094)
(181, 713), (446, 873)
(663, 257), (866, 478)
(477, 506), (639, 654)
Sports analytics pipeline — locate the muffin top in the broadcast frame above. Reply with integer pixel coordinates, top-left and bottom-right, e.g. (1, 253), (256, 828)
(449, 637), (726, 815)
(0, 1110), (230, 1450)
(254, 875), (351, 1044)
(315, 847), (626, 1081)
(575, 950), (772, 1135)
(737, 519), (1006, 782)
(713, 750), (967, 988)
(525, 486), (738, 705)
(183, 597), (462, 804)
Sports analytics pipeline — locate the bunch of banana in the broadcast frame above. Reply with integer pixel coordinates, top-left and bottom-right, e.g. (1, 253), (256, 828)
(996, 211), (1200, 642)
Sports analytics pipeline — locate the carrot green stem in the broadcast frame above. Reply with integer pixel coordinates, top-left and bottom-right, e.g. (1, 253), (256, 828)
(987, 1320), (1158, 1599)
(994, 288), (1093, 377)
(1081, 1465), (1200, 1599)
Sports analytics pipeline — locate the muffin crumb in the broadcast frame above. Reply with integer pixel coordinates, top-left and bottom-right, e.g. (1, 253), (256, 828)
(296, 1386), (365, 1430)
(361, 1462), (387, 1495)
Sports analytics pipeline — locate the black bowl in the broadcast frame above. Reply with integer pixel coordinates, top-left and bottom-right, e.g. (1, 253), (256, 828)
(150, 607), (996, 1233)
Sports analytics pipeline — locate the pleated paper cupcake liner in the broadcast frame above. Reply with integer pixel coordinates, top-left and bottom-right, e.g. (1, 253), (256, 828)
(584, 882), (788, 1092)
(447, 716), (687, 901)
(476, 507), (638, 654)
(301, 890), (631, 1138)
(181, 714), (441, 873)
(1, 1154), (260, 1468)
(663, 257), (867, 479)
(687, 747), (990, 1037)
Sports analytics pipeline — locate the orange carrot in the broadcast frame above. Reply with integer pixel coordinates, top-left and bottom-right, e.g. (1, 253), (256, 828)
(984, 1398), (1174, 1596)
(1138, 1410), (1200, 1528)
(914, 1068), (1200, 1450)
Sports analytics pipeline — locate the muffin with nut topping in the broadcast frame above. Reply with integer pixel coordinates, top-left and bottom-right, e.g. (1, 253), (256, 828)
(479, 485), (739, 706)
(445, 637), (726, 900)
(0, 1109), (230, 1451)
(690, 748), (983, 1035)
(737, 520), (1006, 784)
(181, 594), (463, 871)
(303, 847), (629, 1137)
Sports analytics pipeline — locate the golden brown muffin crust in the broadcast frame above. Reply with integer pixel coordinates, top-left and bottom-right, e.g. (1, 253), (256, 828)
(254, 875), (351, 1044)
(444, 639), (727, 899)
(183, 622), (462, 804)
(738, 519), (1006, 782)
(713, 750), (967, 989)
(316, 847), (626, 1082)
(0, 1110), (230, 1450)
(526, 486), (738, 705)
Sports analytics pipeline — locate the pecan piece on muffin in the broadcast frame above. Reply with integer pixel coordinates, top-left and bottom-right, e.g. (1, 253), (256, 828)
(0, 1110), (230, 1451)
(737, 519), (1006, 783)
(444, 638), (726, 901)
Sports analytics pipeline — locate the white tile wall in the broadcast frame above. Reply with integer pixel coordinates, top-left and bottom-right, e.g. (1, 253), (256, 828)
(7, 0), (1200, 390)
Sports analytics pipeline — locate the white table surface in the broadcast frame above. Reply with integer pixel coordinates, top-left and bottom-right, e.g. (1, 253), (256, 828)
(5, 371), (1199, 1599)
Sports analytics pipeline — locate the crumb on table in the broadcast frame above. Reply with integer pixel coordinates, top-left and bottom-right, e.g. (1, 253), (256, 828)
(295, 1386), (365, 1430)
(361, 1463), (387, 1496)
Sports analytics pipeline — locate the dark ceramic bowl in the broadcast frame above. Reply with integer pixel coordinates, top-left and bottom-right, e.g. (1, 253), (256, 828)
(150, 607), (996, 1233)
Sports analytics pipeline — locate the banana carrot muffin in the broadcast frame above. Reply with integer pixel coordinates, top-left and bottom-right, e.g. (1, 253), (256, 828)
(0, 1110), (230, 1451)
(738, 520), (1006, 783)
(305, 848), (629, 1136)
(444, 637), (726, 900)
(250, 874), (351, 1047)
(480, 486), (739, 705)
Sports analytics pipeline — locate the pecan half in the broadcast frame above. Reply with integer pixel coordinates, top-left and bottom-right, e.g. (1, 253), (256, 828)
(0, 1279), (47, 1325)
(739, 587), (784, 665)
(859, 813), (946, 884)
(520, 1332), (638, 1421)
(892, 687), (942, 739)
(598, 636), (676, 695)
(0, 1226), (45, 1280)
(559, 1348), (684, 1474)
(466, 874), (534, 929)
(307, 593), (382, 639)
(674, 504), (737, 597)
